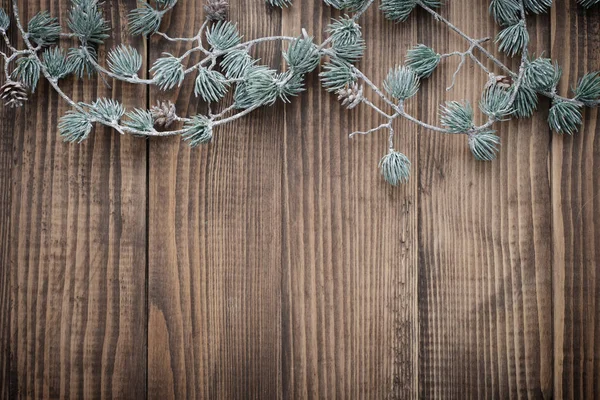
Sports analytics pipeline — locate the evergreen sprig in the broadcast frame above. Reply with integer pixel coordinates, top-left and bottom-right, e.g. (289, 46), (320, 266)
(27, 11), (61, 46)
(42, 48), (72, 80)
(496, 20), (529, 56)
(468, 131), (501, 161)
(440, 101), (474, 134)
(12, 56), (40, 90)
(384, 66), (419, 100)
(59, 110), (93, 143)
(206, 21), (241, 51)
(406, 45), (441, 78)
(574, 72), (600, 105)
(68, 46), (98, 78)
(88, 98), (126, 123)
(150, 54), (185, 90)
(0, 8), (10, 31)
(68, 0), (110, 45)
(379, 151), (411, 186)
(129, 3), (163, 36)
(183, 115), (213, 146)
(108, 45), (143, 77)
(284, 37), (321, 75)
(480, 85), (513, 120)
(320, 58), (357, 92)
(124, 108), (155, 132)
(195, 68), (229, 102)
(548, 100), (583, 135)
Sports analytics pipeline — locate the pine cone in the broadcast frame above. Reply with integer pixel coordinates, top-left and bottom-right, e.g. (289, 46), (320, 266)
(151, 100), (178, 128)
(337, 83), (364, 109)
(204, 0), (229, 21)
(486, 74), (513, 89)
(0, 81), (28, 108)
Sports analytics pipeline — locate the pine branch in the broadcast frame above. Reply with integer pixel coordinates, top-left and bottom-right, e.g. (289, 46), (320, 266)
(2, 0), (599, 187)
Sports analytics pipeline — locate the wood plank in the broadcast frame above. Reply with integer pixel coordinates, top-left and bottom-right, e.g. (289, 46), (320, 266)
(280, 3), (419, 399)
(551, 4), (600, 399)
(0, 2), (17, 397)
(417, 1), (554, 398)
(147, 3), (285, 399)
(0, 0), (147, 398)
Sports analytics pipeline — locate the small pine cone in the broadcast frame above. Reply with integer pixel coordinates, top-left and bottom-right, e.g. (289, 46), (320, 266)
(204, 0), (229, 21)
(0, 81), (28, 108)
(486, 74), (513, 89)
(337, 83), (364, 109)
(151, 100), (178, 128)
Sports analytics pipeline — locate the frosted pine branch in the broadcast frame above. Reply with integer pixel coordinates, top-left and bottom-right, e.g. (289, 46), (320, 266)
(1, 0), (599, 186)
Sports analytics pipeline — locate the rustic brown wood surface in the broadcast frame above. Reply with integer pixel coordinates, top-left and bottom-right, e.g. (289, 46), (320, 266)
(0, 0), (598, 399)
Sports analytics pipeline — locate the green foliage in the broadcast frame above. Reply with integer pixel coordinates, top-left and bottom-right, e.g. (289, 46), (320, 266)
(108, 45), (143, 77)
(380, 0), (440, 22)
(579, 0), (600, 8)
(511, 85), (539, 118)
(206, 21), (241, 51)
(42, 48), (72, 80)
(27, 11), (61, 46)
(320, 58), (357, 92)
(68, 46), (98, 78)
(468, 131), (501, 161)
(489, 0), (520, 26)
(266, 0), (293, 7)
(220, 49), (256, 79)
(284, 37), (321, 75)
(479, 84), (513, 120)
(574, 72), (600, 104)
(128, 3), (162, 36)
(88, 98), (125, 123)
(150, 54), (185, 90)
(12, 56), (40, 90)
(234, 66), (279, 108)
(327, 17), (365, 62)
(440, 101), (474, 134)
(195, 68), (229, 102)
(68, 0), (110, 45)
(548, 100), (582, 135)
(0, 8), (10, 31)
(384, 66), (419, 100)
(496, 20), (529, 56)
(406, 44), (441, 78)
(124, 109), (155, 132)
(523, 0), (552, 14)
(379, 151), (411, 186)
(346, 0), (373, 11)
(323, 0), (344, 8)
(59, 110), (93, 143)
(182, 115), (213, 147)
(277, 71), (306, 102)
(523, 56), (561, 92)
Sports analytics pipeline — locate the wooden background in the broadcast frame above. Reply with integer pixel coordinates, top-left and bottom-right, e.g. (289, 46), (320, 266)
(0, 0), (598, 398)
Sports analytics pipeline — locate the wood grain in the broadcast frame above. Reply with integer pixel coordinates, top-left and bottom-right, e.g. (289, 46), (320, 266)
(417, 0), (554, 398)
(147, 2), (285, 399)
(551, 3), (600, 399)
(0, 0), (147, 398)
(279, 4), (419, 399)
(0, 1), (599, 399)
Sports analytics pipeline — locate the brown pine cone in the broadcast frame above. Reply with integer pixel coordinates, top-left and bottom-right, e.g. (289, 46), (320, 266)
(0, 81), (28, 108)
(150, 100), (178, 128)
(337, 83), (364, 109)
(204, 0), (229, 21)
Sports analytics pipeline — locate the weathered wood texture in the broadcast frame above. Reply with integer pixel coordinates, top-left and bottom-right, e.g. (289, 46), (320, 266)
(0, 1), (147, 399)
(0, 0), (598, 399)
